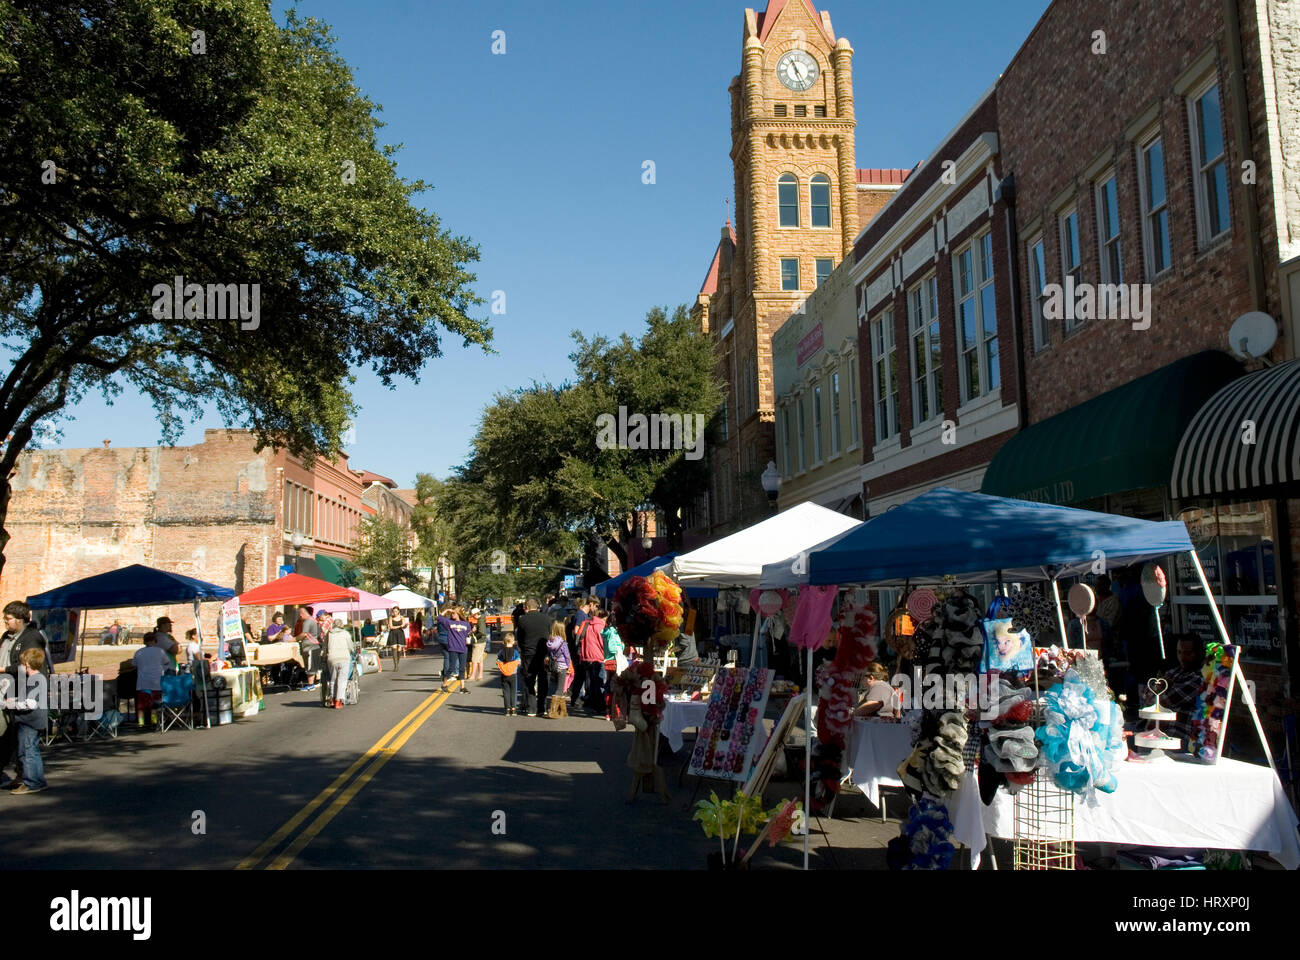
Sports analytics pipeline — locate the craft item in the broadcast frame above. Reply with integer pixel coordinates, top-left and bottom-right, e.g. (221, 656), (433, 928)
(885, 797), (956, 870)
(907, 588), (939, 624)
(1140, 562), (1168, 659)
(1036, 669), (1124, 801)
(981, 618), (1033, 674)
(790, 585), (837, 651)
(688, 667), (774, 781)
(1192, 643), (1235, 764)
(1135, 678), (1179, 760)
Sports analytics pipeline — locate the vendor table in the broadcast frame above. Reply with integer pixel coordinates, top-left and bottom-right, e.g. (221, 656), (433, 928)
(843, 718), (911, 808)
(212, 667), (263, 717)
(974, 755), (1300, 870)
(246, 641), (304, 669)
(662, 699), (709, 753)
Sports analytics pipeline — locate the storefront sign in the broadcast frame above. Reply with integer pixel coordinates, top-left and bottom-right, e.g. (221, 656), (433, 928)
(796, 324), (823, 367)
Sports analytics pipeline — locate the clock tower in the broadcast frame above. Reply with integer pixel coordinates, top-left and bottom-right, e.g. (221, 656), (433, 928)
(695, 1), (896, 534)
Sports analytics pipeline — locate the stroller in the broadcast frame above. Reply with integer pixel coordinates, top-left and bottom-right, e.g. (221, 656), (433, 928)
(320, 654), (361, 707)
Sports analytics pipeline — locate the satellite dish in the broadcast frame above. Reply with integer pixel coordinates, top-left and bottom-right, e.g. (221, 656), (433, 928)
(1067, 583), (1095, 618)
(1227, 312), (1278, 359)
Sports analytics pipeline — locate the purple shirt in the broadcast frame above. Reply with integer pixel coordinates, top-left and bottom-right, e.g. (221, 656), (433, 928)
(440, 616), (471, 653)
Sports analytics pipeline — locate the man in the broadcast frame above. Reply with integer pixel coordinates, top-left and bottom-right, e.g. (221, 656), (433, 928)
(1, 601), (48, 790)
(565, 600), (589, 705)
(150, 616), (180, 662)
(295, 606), (321, 689)
(1094, 575), (1121, 636)
(132, 633), (172, 729)
(1143, 635), (1206, 745)
(515, 599), (554, 717)
(99, 620), (124, 645)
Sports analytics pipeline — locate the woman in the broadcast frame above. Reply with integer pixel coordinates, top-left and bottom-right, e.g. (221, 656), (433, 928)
(385, 606), (407, 652)
(407, 613), (425, 651)
(438, 607), (471, 693)
(263, 612), (287, 643)
(466, 610), (487, 680)
(854, 661), (901, 718)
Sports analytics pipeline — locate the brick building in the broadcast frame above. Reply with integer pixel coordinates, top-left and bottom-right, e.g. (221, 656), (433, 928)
(977, 0), (1300, 721)
(1, 429), (381, 634)
(852, 86), (1021, 517)
(688, 0), (907, 538)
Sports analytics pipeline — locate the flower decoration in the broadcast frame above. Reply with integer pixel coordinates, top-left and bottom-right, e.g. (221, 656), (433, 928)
(1193, 642), (1233, 762)
(612, 570), (684, 651)
(615, 659), (668, 724)
(887, 798), (955, 870)
(1036, 669), (1124, 801)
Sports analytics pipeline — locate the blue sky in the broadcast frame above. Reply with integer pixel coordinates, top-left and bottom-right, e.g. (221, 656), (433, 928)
(50, 0), (1051, 486)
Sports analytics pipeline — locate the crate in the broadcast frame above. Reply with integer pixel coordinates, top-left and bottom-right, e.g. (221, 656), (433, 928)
(194, 690), (234, 726)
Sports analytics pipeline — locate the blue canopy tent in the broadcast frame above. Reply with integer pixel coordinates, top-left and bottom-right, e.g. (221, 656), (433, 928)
(594, 553), (718, 600)
(27, 565), (235, 706)
(26, 564), (235, 610)
(804, 488), (1193, 587)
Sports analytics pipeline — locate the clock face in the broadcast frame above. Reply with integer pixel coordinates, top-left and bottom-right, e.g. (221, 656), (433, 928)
(776, 49), (819, 91)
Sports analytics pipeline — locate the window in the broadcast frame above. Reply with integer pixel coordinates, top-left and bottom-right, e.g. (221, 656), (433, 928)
(908, 275), (943, 425)
(1095, 172), (1123, 299)
(814, 105), (826, 118)
(1138, 135), (1171, 277)
(953, 232), (1000, 403)
(781, 407), (791, 477)
(815, 258), (833, 286)
(830, 372), (842, 455)
(781, 258), (800, 291)
(1058, 207), (1083, 330)
(778, 174), (799, 227)
(812, 385), (823, 464)
(810, 174), (832, 228)
(774, 104), (787, 117)
(796, 397), (806, 471)
(718, 392), (729, 441)
(1028, 235), (1049, 351)
(871, 311), (899, 443)
(794, 105), (807, 117)
(1190, 81), (1230, 245)
(848, 361), (860, 445)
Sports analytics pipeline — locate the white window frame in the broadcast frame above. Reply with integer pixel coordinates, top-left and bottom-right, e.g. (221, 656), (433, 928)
(810, 174), (832, 229)
(952, 230), (999, 404)
(830, 371), (842, 456)
(1094, 170), (1123, 298)
(780, 258), (800, 291)
(1188, 78), (1230, 248)
(812, 384), (823, 465)
(1137, 132), (1171, 279)
(848, 359), (860, 446)
(871, 311), (898, 444)
(778, 174), (799, 228)
(1058, 206), (1082, 330)
(908, 274), (943, 427)
(1027, 234), (1049, 352)
(796, 397), (806, 472)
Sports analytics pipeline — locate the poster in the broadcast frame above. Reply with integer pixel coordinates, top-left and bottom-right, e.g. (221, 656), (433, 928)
(219, 597), (242, 659)
(688, 667), (773, 781)
(40, 609), (78, 664)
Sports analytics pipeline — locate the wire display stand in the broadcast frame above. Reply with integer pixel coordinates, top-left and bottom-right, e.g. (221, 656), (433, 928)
(1012, 768), (1075, 869)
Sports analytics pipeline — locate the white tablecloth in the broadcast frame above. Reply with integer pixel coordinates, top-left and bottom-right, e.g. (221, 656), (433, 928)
(843, 719), (912, 807)
(662, 700), (709, 753)
(978, 756), (1300, 869)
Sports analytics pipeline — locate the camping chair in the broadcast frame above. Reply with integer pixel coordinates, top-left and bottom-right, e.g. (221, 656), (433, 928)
(158, 673), (195, 733)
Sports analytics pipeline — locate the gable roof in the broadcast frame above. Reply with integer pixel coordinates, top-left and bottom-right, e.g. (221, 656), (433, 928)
(756, 0), (834, 46)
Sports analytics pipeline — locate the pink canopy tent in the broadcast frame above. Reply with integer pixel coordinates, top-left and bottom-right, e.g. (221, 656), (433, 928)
(312, 588), (392, 619)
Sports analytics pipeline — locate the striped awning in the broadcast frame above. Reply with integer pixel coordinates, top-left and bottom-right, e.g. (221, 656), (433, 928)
(1171, 358), (1300, 498)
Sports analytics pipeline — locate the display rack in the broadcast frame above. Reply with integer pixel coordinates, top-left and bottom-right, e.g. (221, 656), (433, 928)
(1013, 767), (1076, 870)
(1135, 678), (1180, 761)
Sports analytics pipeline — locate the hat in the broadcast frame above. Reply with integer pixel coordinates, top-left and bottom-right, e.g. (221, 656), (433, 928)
(315, 610), (333, 621)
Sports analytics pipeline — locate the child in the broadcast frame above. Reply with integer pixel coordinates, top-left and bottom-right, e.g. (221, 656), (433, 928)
(132, 632), (171, 729)
(602, 616), (625, 721)
(546, 620), (572, 705)
(1, 647), (49, 794)
(497, 631), (521, 716)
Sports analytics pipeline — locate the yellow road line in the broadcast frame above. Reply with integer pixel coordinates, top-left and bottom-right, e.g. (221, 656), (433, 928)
(235, 683), (452, 870)
(265, 684), (455, 869)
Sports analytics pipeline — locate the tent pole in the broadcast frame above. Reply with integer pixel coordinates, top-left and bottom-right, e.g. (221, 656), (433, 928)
(194, 599), (211, 729)
(749, 613), (760, 670)
(804, 644), (812, 871)
(1188, 549), (1276, 770)
(1051, 578), (1069, 649)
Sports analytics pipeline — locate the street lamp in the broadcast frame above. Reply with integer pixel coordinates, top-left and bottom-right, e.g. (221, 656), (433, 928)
(761, 461), (782, 506)
(291, 531), (303, 572)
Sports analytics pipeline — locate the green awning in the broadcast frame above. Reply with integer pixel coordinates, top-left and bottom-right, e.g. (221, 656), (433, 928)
(981, 350), (1243, 505)
(313, 553), (350, 586)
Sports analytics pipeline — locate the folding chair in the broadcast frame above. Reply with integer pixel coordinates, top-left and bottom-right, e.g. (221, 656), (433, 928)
(158, 673), (195, 732)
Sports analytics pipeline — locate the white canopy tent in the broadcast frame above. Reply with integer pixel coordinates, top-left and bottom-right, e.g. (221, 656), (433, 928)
(670, 501), (860, 870)
(383, 585), (435, 612)
(669, 502), (861, 588)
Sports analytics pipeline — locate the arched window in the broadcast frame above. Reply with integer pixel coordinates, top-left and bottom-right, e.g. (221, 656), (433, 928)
(810, 174), (832, 227)
(778, 174), (799, 227)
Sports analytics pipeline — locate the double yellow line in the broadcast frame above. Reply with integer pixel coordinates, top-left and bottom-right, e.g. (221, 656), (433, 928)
(236, 680), (458, 870)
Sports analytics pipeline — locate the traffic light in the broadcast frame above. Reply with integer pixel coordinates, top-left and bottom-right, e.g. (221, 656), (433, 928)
(536, 564), (543, 571)
(514, 566), (521, 573)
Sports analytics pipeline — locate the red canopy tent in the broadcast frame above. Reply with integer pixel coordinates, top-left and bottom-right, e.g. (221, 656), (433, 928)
(237, 573), (356, 606)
